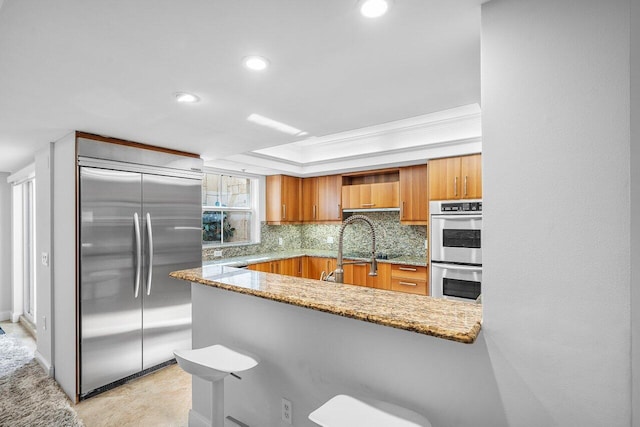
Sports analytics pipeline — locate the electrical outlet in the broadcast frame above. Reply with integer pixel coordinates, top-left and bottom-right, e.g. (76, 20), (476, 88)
(213, 250), (223, 257)
(42, 316), (46, 331)
(41, 252), (49, 266)
(281, 397), (292, 425)
(327, 236), (334, 244)
(278, 237), (283, 246)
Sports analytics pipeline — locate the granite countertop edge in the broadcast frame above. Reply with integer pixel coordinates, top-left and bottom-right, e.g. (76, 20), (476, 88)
(171, 267), (482, 344)
(205, 250), (427, 268)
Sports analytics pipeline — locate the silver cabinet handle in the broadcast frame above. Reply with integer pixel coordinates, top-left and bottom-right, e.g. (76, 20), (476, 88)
(401, 201), (405, 218)
(361, 203), (375, 207)
(399, 281), (418, 287)
(399, 267), (417, 272)
(146, 213), (154, 296)
(337, 204), (341, 219)
(432, 214), (482, 220)
(313, 205), (317, 219)
(282, 204), (286, 219)
(464, 176), (468, 197)
(454, 176), (458, 197)
(133, 213), (141, 298)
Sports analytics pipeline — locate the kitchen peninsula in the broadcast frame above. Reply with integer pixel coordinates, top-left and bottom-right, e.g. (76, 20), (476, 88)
(170, 264), (483, 426)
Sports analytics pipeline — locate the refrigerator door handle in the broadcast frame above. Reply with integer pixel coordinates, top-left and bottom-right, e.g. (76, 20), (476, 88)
(134, 212), (142, 298)
(146, 212), (154, 295)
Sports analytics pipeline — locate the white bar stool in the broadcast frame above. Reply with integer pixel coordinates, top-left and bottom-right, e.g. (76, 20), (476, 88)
(174, 345), (259, 427)
(309, 394), (432, 427)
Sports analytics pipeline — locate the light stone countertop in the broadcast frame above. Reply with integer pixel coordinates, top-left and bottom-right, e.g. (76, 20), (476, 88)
(204, 250), (427, 268)
(170, 264), (482, 344)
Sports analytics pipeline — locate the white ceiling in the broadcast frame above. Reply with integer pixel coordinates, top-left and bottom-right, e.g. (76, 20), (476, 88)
(0, 0), (481, 174)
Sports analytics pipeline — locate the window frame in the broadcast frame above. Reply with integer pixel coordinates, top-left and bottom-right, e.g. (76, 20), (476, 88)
(202, 169), (260, 247)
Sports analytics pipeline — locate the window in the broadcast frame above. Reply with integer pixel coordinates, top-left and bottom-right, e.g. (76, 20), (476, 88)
(9, 164), (36, 326)
(202, 172), (259, 246)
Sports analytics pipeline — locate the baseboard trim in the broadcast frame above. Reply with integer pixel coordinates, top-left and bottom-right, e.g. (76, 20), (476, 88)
(0, 310), (10, 321)
(11, 311), (21, 323)
(35, 350), (54, 377)
(188, 409), (210, 427)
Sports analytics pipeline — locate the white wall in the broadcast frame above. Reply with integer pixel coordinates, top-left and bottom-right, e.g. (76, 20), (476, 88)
(52, 132), (77, 399)
(35, 144), (53, 375)
(631, 0), (640, 423)
(0, 173), (11, 320)
(482, 0), (631, 426)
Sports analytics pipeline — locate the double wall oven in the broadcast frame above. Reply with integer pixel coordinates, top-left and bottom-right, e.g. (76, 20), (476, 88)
(429, 200), (482, 302)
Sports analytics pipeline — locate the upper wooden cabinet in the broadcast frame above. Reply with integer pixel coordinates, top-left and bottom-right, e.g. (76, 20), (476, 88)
(341, 169), (400, 210)
(317, 175), (342, 221)
(266, 175), (301, 223)
(342, 182), (399, 209)
(302, 175), (342, 222)
(302, 177), (318, 222)
(428, 154), (482, 200)
(399, 164), (428, 224)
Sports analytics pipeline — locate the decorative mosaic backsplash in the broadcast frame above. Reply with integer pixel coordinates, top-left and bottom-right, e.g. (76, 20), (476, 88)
(302, 212), (427, 258)
(202, 211), (426, 261)
(202, 223), (302, 259)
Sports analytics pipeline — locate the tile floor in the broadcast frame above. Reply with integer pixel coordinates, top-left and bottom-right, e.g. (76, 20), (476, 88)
(0, 320), (192, 427)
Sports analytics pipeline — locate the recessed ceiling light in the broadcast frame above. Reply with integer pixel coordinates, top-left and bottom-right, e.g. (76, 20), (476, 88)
(175, 92), (200, 103)
(247, 113), (307, 136)
(243, 56), (270, 71)
(360, 0), (390, 18)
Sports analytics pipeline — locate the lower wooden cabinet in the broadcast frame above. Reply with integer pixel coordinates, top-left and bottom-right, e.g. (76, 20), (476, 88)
(303, 256), (336, 281)
(248, 256), (426, 295)
(390, 264), (429, 295)
(343, 261), (391, 289)
(248, 257), (303, 276)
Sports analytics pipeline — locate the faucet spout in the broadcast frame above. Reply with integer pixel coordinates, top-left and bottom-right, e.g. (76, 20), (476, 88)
(335, 214), (377, 284)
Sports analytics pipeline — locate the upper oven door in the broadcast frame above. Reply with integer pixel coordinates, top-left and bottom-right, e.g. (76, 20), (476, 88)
(430, 214), (482, 265)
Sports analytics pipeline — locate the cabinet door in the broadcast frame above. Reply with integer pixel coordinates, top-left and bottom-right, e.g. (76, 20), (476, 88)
(280, 257), (303, 277)
(265, 175), (283, 222)
(305, 257), (336, 281)
(350, 262), (370, 287)
(302, 177), (319, 221)
(400, 165), (428, 223)
(317, 175), (342, 221)
(248, 261), (271, 273)
(342, 184), (371, 209)
(370, 182), (399, 208)
(282, 175), (301, 222)
(460, 154), (482, 199)
(368, 262), (391, 290)
(428, 157), (461, 200)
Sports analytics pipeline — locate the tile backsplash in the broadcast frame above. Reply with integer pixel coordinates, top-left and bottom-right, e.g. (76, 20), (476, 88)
(202, 211), (426, 261)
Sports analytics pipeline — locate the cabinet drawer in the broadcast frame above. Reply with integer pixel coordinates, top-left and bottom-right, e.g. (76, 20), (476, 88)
(390, 278), (428, 295)
(390, 264), (427, 280)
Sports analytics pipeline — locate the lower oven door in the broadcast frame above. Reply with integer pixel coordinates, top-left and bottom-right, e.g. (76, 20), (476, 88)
(430, 262), (482, 302)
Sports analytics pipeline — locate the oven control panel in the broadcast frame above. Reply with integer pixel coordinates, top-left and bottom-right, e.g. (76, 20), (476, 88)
(440, 201), (482, 212)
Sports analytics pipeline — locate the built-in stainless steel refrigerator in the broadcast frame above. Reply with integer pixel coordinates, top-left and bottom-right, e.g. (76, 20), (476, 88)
(77, 139), (202, 397)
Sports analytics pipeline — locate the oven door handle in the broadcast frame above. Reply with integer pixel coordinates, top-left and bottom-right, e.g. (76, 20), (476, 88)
(431, 262), (482, 272)
(431, 214), (482, 220)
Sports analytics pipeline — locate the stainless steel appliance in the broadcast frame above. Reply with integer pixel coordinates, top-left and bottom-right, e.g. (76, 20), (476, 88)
(78, 139), (202, 397)
(430, 200), (482, 302)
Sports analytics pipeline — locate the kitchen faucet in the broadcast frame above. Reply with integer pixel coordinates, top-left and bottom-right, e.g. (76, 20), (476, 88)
(333, 214), (377, 283)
